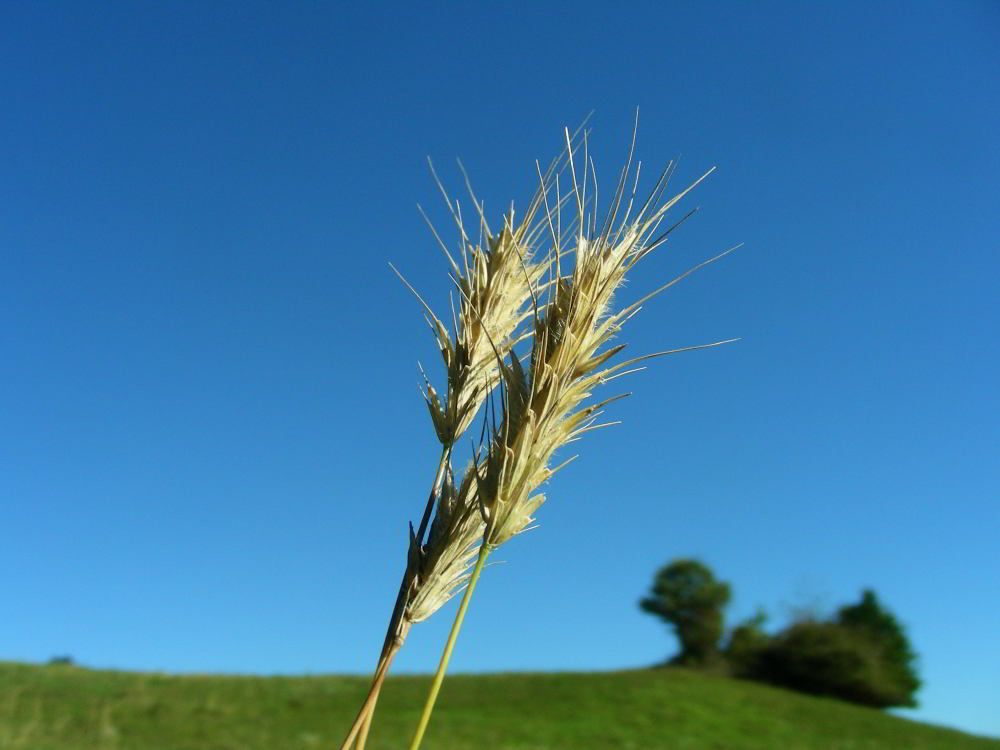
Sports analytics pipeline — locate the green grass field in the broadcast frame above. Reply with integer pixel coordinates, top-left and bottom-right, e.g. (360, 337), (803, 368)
(1, 661), (995, 750)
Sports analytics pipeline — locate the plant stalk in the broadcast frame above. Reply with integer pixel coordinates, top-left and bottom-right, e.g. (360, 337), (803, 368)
(340, 447), (451, 750)
(337, 635), (404, 750)
(352, 684), (379, 749)
(407, 542), (491, 750)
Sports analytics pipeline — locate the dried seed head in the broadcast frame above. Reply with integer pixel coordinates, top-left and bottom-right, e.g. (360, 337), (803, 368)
(474, 127), (727, 548)
(394, 126), (595, 628)
(433, 221), (544, 445)
(405, 465), (485, 623)
(400, 117), (734, 626)
(404, 130), (592, 450)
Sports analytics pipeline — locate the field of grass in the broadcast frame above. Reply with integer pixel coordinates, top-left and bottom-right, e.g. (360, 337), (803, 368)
(1, 661), (995, 750)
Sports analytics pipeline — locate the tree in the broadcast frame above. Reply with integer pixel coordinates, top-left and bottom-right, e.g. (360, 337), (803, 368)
(836, 589), (921, 704)
(745, 590), (921, 708)
(640, 559), (731, 665)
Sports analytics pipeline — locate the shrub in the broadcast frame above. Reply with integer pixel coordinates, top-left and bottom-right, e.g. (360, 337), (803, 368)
(724, 609), (769, 677)
(741, 590), (920, 708)
(836, 589), (920, 703)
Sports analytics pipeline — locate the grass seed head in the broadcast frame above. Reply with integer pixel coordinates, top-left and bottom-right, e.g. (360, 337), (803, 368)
(405, 465), (485, 622)
(400, 118), (732, 625)
(475, 130), (721, 548)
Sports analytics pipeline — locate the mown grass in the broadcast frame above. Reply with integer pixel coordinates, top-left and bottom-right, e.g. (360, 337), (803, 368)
(0, 661), (995, 750)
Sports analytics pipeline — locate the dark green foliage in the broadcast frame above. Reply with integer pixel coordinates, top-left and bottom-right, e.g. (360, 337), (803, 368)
(725, 609), (769, 677)
(753, 621), (910, 708)
(640, 558), (731, 665)
(738, 590), (921, 709)
(837, 589), (921, 703)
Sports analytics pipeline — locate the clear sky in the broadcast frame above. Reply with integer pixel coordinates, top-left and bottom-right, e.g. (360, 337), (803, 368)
(2, 0), (997, 739)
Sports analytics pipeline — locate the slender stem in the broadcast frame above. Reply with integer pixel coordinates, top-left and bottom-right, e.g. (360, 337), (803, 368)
(337, 639), (402, 750)
(408, 543), (491, 750)
(352, 682), (381, 749)
(340, 447), (450, 750)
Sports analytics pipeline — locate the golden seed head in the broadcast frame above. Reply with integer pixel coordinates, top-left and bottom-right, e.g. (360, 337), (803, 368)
(400, 119), (732, 625)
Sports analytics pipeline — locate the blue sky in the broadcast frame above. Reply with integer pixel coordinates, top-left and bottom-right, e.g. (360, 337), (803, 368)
(1, 0), (997, 739)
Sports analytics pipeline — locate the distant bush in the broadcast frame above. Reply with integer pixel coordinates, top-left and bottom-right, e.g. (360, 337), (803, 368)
(47, 655), (74, 666)
(836, 589), (920, 703)
(724, 609), (769, 677)
(735, 590), (920, 708)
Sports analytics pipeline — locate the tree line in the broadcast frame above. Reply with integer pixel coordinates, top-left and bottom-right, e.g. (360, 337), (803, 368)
(640, 559), (921, 708)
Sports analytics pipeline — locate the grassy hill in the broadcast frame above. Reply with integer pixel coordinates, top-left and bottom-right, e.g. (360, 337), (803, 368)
(1, 661), (995, 750)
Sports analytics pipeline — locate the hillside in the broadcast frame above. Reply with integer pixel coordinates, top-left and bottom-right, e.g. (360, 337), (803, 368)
(1, 662), (995, 750)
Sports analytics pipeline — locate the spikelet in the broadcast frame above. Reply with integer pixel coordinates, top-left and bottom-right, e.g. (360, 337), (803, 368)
(404, 123), (734, 624)
(472, 128), (732, 547)
(405, 464), (485, 622)
(419, 220), (543, 446)
(399, 128), (587, 448)
(395, 129), (591, 623)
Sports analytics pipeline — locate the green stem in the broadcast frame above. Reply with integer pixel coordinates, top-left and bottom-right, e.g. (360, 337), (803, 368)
(407, 543), (491, 750)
